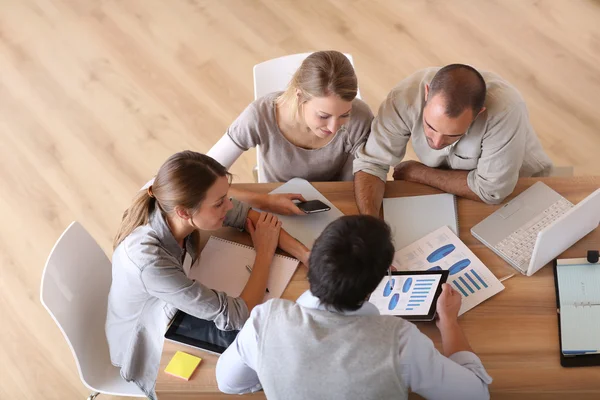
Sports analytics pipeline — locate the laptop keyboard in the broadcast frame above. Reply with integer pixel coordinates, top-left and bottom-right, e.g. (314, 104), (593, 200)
(495, 197), (573, 272)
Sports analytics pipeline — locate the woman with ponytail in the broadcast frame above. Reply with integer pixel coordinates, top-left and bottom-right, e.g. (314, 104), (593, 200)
(105, 151), (309, 399)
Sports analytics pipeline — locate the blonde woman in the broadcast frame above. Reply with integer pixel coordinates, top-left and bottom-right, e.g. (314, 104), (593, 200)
(208, 50), (374, 182)
(105, 151), (309, 399)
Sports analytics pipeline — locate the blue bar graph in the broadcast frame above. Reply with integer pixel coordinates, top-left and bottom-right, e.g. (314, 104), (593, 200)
(406, 308), (414, 311)
(470, 269), (488, 288)
(418, 279), (436, 282)
(407, 303), (420, 307)
(408, 299), (425, 302)
(413, 291), (429, 294)
(465, 273), (480, 290)
(453, 280), (468, 297)
(410, 295), (427, 298)
(459, 277), (475, 294)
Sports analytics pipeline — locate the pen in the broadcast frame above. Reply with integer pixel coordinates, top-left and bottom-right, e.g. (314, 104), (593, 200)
(245, 265), (270, 293)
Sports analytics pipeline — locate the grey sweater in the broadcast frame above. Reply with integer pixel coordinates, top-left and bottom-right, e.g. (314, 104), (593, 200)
(248, 297), (491, 400)
(227, 92), (374, 182)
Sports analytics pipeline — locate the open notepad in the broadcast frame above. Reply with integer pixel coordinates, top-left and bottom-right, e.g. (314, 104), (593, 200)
(556, 258), (600, 355)
(188, 237), (299, 301)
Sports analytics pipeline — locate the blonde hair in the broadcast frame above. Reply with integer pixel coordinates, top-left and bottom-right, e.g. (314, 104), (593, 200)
(113, 151), (231, 249)
(276, 50), (358, 118)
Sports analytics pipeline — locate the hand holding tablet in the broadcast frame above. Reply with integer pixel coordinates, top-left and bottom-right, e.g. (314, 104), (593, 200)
(369, 270), (449, 321)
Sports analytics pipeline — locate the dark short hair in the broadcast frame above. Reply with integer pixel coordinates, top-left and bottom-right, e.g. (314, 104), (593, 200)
(428, 64), (486, 118)
(307, 215), (395, 311)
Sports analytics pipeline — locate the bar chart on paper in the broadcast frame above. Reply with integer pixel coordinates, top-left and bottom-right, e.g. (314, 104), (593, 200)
(370, 274), (442, 316)
(392, 226), (504, 315)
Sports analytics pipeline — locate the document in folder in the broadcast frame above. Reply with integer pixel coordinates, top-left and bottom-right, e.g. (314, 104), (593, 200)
(556, 258), (600, 355)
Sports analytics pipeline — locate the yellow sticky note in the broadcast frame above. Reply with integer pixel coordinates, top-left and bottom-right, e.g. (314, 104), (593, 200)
(164, 351), (202, 380)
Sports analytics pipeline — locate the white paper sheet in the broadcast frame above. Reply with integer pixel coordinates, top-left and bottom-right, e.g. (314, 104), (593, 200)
(266, 178), (345, 248)
(392, 226), (504, 315)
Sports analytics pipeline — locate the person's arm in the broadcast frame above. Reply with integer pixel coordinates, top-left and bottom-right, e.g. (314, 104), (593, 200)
(399, 284), (491, 400)
(208, 99), (261, 168)
(352, 91), (411, 215)
(216, 303), (270, 394)
(207, 133), (245, 169)
(248, 209), (310, 267)
(354, 171), (386, 217)
(338, 99), (374, 181)
(228, 187), (307, 216)
(465, 105), (528, 204)
(140, 252), (248, 331)
(436, 283), (473, 355)
(239, 214), (280, 311)
(223, 199), (310, 267)
(393, 105), (531, 204)
(393, 161), (481, 202)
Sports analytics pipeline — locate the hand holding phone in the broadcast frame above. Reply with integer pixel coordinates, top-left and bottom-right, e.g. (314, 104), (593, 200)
(296, 200), (331, 214)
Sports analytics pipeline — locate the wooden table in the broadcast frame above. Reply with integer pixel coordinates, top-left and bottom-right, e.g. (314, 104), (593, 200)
(157, 177), (600, 400)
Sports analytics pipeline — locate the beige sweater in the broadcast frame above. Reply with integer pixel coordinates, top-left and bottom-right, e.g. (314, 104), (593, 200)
(353, 67), (553, 204)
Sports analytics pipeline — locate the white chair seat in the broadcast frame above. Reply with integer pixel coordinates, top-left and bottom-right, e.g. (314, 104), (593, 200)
(40, 222), (145, 398)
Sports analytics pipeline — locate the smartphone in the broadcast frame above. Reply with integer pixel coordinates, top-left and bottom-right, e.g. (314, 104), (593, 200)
(296, 200), (331, 214)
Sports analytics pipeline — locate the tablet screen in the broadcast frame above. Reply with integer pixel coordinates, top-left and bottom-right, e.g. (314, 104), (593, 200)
(369, 270), (448, 321)
(164, 311), (239, 355)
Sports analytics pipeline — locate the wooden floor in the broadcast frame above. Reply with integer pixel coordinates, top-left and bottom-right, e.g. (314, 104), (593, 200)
(1, 1), (599, 399)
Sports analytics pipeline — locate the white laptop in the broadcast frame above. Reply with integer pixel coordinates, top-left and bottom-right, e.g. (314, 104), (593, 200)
(471, 182), (600, 276)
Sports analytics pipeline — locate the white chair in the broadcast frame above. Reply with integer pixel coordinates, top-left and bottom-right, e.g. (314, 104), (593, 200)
(250, 52), (360, 182)
(40, 222), (146, 400)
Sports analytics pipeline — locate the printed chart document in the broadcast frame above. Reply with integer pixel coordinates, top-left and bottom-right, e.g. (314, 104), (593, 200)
(393, 226), (504, 315)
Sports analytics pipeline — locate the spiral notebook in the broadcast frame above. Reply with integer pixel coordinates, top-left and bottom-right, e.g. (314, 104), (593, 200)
(188, 236), (299, 300)
(383, 193), (459, 251)
(554, 257), (600, 366)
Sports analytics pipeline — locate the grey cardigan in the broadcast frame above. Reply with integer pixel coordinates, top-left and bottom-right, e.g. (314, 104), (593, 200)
(105, 198), (251, 399)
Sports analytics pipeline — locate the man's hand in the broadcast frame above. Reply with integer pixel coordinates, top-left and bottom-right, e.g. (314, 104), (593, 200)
(436, 283), (462, 328)
(392, 160), (423, 181)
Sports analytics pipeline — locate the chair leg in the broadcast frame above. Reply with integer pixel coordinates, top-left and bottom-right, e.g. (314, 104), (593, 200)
(87, 392), (100, 400)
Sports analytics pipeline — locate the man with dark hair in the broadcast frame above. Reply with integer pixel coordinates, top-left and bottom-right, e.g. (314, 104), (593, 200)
(354, 64), (553, 215)
(216, 216), (491, 399)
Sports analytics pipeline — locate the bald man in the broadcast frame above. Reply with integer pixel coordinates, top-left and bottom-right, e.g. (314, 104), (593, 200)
(353, 64), (553, 215)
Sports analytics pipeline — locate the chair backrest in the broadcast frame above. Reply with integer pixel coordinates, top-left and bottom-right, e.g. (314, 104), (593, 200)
(252, 52), (360, 182)
(252, 52), (361, 100)
(40, 222), (115, 391)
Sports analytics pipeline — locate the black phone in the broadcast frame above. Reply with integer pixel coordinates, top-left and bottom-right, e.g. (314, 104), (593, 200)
(296, 200), (331, 214)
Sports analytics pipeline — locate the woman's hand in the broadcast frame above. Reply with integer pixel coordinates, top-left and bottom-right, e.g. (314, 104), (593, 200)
(262, 193), (307, 215)
(246, 213), (282, 258)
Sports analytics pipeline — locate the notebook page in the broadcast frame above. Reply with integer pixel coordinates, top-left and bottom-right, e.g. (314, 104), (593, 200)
(188, 237), (299, 300)
(557, 263), (600, 353)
